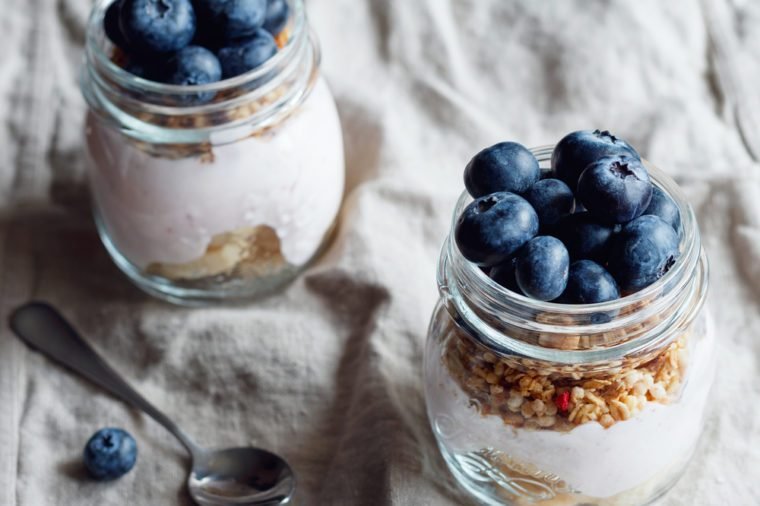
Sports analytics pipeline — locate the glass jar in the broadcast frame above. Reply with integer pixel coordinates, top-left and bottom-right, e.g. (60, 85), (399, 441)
(424, 146), (713, 506)
(79, 0), (344, 304)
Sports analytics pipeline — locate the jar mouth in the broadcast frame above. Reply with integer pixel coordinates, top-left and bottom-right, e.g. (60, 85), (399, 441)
(440, 145), (709, 365)
(85, 0), (307, 97)
(81, 0), (320, 144)
(453, 145), (699, 315)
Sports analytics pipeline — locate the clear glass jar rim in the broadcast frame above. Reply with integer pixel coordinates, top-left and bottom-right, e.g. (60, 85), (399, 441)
(85, 0), (307, 95)
(449, 145), (701, 314)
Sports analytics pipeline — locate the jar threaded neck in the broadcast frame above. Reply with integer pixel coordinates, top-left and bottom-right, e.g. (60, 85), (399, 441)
(80, 0), (318, 145)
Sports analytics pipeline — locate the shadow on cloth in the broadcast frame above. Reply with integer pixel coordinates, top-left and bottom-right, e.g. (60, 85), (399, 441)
(0, 203), (147, 308)
(303, 269), (464, 503)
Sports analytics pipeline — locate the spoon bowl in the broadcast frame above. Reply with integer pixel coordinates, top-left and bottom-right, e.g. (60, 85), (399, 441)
(189, 447), (295, 505)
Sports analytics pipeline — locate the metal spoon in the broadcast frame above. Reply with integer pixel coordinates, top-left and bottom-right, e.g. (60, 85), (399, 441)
(9, 302), (295, 506)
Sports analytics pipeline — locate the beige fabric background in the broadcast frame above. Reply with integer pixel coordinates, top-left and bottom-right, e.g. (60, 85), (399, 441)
(1, 0), (759, 504)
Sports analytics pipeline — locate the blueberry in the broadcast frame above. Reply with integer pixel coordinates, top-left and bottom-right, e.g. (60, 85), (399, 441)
(562, 260), (620, 304)
(644, 185), (681, 234)
(464, 142), (541, 198)
(552, 129), (640, 190)
(83, 428), (137, 481)
(577, 155), (653, 225)
(162, 45), (221, 101)
(217, 28), (277, 78)
(490, 256), (522, 294)
(455, 192), (539, 267)
(607, 215), (680, 292)
(555, 267), (620, 323)
(165, 45), (221, 84)
(515, 236), (570, 301)
(263, 0), (289, 35)
(120, 0), (196, 54)
(523, 178), (574, 230)
(195, 0), (267, 40)
(555, 212), (615, 262)
(105, 0), (129, 49)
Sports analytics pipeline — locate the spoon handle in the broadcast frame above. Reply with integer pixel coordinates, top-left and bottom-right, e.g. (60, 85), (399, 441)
(9, 302), (199, 456)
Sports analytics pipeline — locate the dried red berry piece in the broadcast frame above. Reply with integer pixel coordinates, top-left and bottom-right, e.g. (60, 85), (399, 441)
(555, 391), (571, 413)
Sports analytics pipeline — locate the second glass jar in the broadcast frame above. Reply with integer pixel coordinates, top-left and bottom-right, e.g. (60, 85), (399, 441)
(80, 0), (344, 304)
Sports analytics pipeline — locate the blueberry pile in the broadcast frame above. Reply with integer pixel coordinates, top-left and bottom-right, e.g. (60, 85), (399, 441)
(83, 427), (138, 480)
(105, 0), (289, 94)
(455, 130), (682, 304)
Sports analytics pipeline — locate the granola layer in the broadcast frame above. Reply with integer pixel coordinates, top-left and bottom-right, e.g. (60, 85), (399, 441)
(444, 324), (687, 431)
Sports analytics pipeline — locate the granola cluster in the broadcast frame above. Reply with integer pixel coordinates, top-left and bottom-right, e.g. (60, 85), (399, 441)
(444, 325), (687, 431)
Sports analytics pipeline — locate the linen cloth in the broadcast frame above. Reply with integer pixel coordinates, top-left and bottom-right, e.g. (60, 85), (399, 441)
(1, 0), (759, 504)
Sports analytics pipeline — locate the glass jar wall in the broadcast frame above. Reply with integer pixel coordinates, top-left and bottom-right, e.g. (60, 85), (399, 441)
(424, 147), (713, 506)
(80, 0), (344, 304)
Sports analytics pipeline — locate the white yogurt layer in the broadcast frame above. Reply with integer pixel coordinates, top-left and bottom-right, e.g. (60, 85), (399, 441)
(429, 315), (715, 499)
(86, 77), (345, 269)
